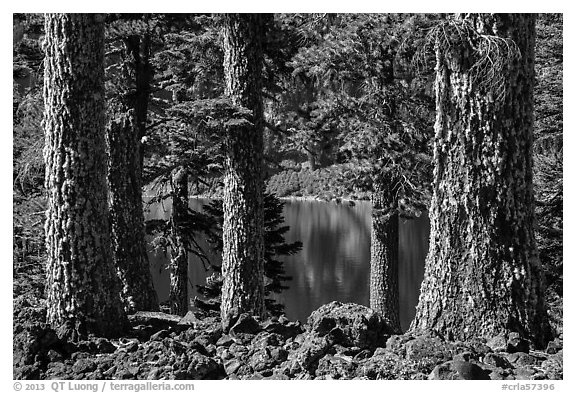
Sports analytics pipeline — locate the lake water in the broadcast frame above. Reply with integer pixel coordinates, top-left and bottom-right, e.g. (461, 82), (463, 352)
(146, 198), (429, 331)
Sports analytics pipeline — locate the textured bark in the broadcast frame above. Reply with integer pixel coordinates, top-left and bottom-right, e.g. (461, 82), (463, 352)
(220, 14), (266, 326)
(369, 184), (401, 333)
(43, 13), (128, 340)
(411, 14), (551, 346)
(107, 31), (158, 312)
(169, 167), (189, 316)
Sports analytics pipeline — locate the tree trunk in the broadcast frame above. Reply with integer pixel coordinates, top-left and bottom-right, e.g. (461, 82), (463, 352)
(369, 183), (401, 333)
(411, 14), (551, 346)
(306, 149), (317, 171)
(220, 14), (266, 327)
(169, 167), (189, 316)
(107, 30), (158, 312)
(43, 13), (128, 340)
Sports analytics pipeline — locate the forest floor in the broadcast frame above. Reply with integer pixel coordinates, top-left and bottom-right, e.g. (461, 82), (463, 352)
(14, 259), (563, 381)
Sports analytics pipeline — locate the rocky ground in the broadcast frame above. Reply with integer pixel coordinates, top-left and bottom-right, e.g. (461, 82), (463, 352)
(14, 271), (563, 381)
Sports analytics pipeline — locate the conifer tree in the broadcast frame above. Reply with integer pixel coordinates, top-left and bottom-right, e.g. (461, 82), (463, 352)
(411, 14), (551, 346)
(105, 14), (158, 312)
(220, 14), (267, 326)
(43, 13), (128, 340)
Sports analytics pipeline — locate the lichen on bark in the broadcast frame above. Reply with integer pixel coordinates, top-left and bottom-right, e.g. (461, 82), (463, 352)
(43, 13), (128, 340)
(369, 182), (401, 334)
(220, 14), (266, 327)
(411, 13), (551, 347)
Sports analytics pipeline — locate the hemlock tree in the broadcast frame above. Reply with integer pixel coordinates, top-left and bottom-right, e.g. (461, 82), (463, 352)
(369, 179), (400, 333)
(220, 14), (266, 326)
(106, 16), (158, 312)
(287, 14), (435, 333)
(533, 14), (563, 333)
(169, 167), (189, 316)
(411, 14), (552, 346)
(43, 13), (128, 340)
(197, 193), (302, 317)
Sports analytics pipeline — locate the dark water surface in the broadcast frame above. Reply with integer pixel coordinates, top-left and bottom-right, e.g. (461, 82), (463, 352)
(146, 198), (429, 331)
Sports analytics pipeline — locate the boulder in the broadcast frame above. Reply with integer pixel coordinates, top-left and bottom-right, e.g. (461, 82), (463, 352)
(506, 352), (539, 366)
(252, 332), (282, 349)
(540, 351), (563, 379)
(230, 314), (261, 336)
(385, 334), (413, 356)
(72, 358), (97, 375)
(315, 354), (358, 379)
(270, 347), (289, 363)
(228, 343), (249, 358)
(249, 348), (276, 372)
(306, 302), (390, 349)
(546, 338), (563, 355)
(262, 320), (303, 339)
(264, 372), (290, 380)
(94, 338), (116, 354)
(216, 335), (234, 347)
(115, 364), (139, 379)
(290, 335), (332, 372)
(404, 331), (454, 365)
(429, 360), (491, 380)
(128, 311), (181, 328)
(507, 332), (530, 353)
(178, 311), (200, 327)
(224, 358), (242, 375)
(186, 351), (220, 379)
(486, 333), (508, 352)
(13, 321), (60, 379)
(488, 368), (510, 380)
(514, 366), (538, 380)
(355, 350), (401, 379)
(482, 353), (512, 369)
(458, 338), (492, 356)
(45, 362), (72, 379)
(146, 367), (161, 379)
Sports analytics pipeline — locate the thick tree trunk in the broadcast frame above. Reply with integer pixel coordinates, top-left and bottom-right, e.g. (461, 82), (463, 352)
(43, 13), (128, 340)
(369, 184), (401, 333)
(107, 31), (158, 312)
(220, 14), (266, 327)
(169, 167), (189, 316)
(411, 14), (551, 346)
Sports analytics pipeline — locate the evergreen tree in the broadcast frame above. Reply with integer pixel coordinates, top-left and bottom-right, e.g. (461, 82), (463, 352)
(533, 13), (563, 333)
(168, 167), (189, 315)
(13, 14), (46, 263)
(411, 14), (551, 346)
(43, 13), (128, 340)
(105, 15), (159, 312)
(279, 14), (435, 332)
(220, 14), (267, 326)
(197, 193), (302, 316)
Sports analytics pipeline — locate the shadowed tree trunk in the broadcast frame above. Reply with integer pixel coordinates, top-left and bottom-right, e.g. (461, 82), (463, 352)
(43, 13), (128, 340)
(169, 167), (189, 316)
(220, 13), (266, 327)
(107, 29), (158, 312)
(411, 13), (551, 347)
(369, 182), (401, 333)
(368, 43), (402, 333)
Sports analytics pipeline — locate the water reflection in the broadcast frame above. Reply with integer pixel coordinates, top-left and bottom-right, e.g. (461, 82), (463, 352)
(145, 198), (429, 331)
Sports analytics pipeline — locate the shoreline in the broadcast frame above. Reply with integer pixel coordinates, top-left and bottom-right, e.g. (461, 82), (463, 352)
(143, 193), (369, 205)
